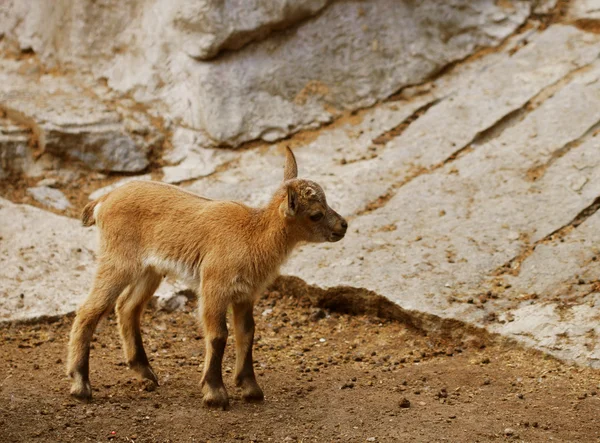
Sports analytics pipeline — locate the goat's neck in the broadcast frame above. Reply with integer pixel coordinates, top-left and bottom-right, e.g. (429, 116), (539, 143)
(252, 191), (297, 261)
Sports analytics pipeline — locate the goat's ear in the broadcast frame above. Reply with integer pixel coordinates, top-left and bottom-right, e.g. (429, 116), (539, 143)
(283, 146), (298, 181)
(286, 186), (298, 217)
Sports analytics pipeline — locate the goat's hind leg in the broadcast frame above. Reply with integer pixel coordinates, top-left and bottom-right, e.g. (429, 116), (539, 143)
(233, 300), (263, 402)
(67, 262), (130, 401)
(116, 269), (162, 386)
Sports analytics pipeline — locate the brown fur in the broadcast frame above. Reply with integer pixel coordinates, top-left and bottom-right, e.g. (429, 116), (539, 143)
(67, 148), (347, 408)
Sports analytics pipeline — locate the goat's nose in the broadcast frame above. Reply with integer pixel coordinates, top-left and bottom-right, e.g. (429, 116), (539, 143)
(341, 219), (348, 230)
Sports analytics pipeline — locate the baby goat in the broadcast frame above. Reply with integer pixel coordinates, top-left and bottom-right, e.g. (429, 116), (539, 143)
(67, 147), (347, 408)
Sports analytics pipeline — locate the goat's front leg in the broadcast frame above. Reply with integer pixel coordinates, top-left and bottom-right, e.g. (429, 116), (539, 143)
(199, 284), (229, 409)
(233, 300), (264, 402)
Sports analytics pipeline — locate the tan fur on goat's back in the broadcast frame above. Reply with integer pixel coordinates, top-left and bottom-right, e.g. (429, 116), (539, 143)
(91, 180), (291, 293)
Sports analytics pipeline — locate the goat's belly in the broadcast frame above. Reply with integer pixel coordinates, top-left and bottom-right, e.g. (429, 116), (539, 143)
(142, 255), (200, 287)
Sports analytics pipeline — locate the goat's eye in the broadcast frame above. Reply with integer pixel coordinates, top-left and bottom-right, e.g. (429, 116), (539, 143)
(309, 213), (324, 222)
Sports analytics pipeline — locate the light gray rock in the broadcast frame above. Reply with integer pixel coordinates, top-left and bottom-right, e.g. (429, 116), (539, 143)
(484, 136), (600, 366)
(282, 57), (600, 362)
(0, 198), (192, 322)
(186, 95), (437, 210)
(0, 198), (96, 322)
(1, 0), (531, 148)
(1, 91), (150, 172)
(161, 127), (235, 184)
(184, 22), (542, 207)
(490, 209), (600, 365)
(188, 25), (600, 217)
(176, 0), (332, 60)
(173, 0), (531, 147)
(26, 186), (72, 211)
(156, 293), (189, 313)
(570, 0), (600, 19)
(35, 178), (59, 188)
(0, 0), (332, 64)
(347, 24), (600, 215)
(0, 62), (161, 173)
(496, 293), (600, 367)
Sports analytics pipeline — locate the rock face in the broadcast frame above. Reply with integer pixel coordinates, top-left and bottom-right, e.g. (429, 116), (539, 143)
(0, 63), (163, 173)
(0, 197), (188, 321)
(570, 0), (600, 19)
(494, 211), (600, 365)
(183, 0), (530, 147)
(0, 0), (531, 148)
(177, 0), (333, 60)
(5, 0), (600, 372)
(0, 198), (96, 322)
(278, 25), (600, 366)
(187, 24), (600, 367)
(161, 127), (235, 184)
(188, 25), (600, 215)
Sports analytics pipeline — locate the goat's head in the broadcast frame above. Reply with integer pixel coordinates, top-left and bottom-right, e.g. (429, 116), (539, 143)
(279, 147), (348, 243)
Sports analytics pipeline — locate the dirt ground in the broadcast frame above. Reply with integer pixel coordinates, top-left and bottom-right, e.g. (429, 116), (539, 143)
(1, 289), (599, 443)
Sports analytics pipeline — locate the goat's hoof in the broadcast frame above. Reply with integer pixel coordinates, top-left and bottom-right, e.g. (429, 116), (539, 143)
(140, 378), (158, 392)
(132, 363), (159, 386)
(70, 381), (92, 402)
(241, 383), (264, 402)
(202, 387), (229, 410)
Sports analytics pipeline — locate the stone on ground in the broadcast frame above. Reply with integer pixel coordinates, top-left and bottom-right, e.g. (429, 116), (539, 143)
(26, 186), (72, 211)
(0, 115), (33, 179)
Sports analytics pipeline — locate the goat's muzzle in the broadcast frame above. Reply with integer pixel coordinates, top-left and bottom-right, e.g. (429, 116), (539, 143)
(329, 218), (348, 242)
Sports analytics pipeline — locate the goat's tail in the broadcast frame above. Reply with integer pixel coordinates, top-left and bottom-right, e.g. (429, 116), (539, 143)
(81, 199), (101, 227)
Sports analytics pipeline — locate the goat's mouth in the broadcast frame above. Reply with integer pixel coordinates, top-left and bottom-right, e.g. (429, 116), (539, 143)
(329, 232), (345, 242)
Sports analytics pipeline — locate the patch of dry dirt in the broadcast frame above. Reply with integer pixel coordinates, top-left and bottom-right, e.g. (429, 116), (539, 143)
(1, 290), (600, 443)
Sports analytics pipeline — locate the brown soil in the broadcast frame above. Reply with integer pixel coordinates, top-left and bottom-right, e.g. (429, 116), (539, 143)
(1, 290), (600, 443)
